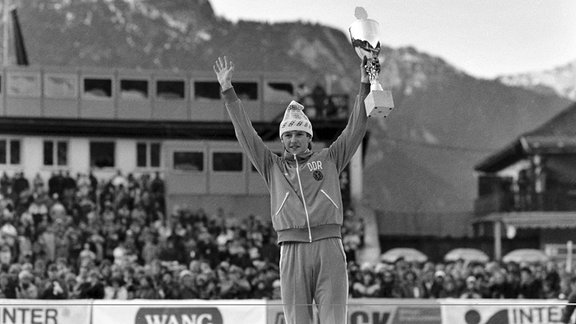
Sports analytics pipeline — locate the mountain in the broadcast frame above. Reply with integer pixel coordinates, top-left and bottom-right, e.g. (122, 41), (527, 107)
(497, 60), (576, 101)
(11, 0), (575, 236)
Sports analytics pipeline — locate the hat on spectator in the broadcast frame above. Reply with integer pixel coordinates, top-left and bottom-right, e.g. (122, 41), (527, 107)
(434, 270), (446, 278)
(279, 100), (313, 138)
(360, 262), (373, 272)
(18, 270), (33, 281)
(179, 270), (193, 280)
(21, 263), (33, 272)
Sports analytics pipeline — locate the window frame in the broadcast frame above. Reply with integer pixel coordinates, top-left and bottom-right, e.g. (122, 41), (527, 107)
(89, 141), (116, 169)
(43, 139), (69, 168)
(155, 78), (186, 101)
(192, 79), (221, 101)
(172, 150), (205, 172)
(211, 150), (244, 173)
(82, 76), (114, 100)
(119, 78), (150, 101)
(232, 81), (259, 101)
(136, 141), (162, 169)
(0, 137), (21, 166)
(44, 73), (78, 99)
(6, 71), (41, 97)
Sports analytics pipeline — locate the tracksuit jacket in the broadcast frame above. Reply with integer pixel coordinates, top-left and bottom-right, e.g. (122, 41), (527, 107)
(222, 82), (369, 244)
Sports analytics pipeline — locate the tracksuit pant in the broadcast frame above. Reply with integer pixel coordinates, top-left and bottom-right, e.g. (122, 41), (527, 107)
(280, 237), (349, 324)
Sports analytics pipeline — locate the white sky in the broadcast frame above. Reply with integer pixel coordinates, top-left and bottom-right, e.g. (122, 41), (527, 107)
(210, 0), (576, 79)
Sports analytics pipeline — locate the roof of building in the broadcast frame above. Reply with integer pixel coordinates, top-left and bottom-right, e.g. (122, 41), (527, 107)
(475, 102), (576, 173)
(0, 117), (347, 142)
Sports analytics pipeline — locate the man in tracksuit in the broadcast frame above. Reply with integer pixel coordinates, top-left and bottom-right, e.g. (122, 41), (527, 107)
(214, 55), (371, 324)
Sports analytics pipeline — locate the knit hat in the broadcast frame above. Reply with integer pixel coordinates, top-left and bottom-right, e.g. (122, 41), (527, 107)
(279, 100), (313, 138)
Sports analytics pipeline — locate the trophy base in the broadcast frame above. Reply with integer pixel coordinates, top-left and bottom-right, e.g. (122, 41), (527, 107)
(364, 89), (394, 118)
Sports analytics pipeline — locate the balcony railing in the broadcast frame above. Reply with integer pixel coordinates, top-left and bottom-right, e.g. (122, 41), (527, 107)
(475, 190), (576, 215)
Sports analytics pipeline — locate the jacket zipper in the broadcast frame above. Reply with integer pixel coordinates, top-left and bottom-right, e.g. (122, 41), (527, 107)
(294, 154), (312, 242)
(320, 189), (339, 209)
(275, 192), (290, 216)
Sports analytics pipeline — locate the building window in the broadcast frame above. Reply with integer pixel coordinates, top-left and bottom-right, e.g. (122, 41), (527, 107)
(90, 141), (115, 168)
(7, 72), (41, 97)
(0, 139), (21, 165)
(83, 77), (112, 99)
(137, 142), (161, 168)
(194, 81), (220, 100)
(213, 152), (243, 172)
(120, 79), (148, 100)
(264, 82), (294, 103)
(173, 151), (203, 171)
(156, 80), (185, 100)
(44, 73), (77, 98)
(43, 140), (68, 166)
(234, 82), (258, 100)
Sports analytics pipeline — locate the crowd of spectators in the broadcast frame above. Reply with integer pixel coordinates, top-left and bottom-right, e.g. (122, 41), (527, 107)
(349, 256), (570, 300)
(0, 170), (363, 300)
(0, 170), (574, 301)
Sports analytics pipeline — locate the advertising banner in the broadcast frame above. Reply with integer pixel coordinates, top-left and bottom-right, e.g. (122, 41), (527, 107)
(0, 299), (91, 324)
(92, 299), (267, 324)
(348, 299), (441, 324)
(266, 299), (441, 324)
(440, 299), (568, 324)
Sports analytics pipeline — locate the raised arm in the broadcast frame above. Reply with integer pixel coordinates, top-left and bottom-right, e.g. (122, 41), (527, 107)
(213, 56), (274, 181)
(327, 56), (371, 172)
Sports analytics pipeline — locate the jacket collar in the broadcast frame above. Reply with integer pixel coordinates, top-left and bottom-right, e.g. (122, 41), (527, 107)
(283, 149), (313, 164)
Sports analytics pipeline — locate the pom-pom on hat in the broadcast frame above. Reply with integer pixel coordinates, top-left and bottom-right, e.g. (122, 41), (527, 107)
(279, 100), (313, 138)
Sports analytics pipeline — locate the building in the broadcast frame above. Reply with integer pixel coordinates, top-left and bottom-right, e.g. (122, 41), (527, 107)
(474, 102), (576, 260)
(0, 64), (352, 218)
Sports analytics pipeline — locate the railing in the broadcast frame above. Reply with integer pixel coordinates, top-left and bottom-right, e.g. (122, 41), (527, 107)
(475, 190), (576, 215)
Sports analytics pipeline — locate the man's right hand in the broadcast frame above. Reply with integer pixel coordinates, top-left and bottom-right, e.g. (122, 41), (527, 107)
(213, 56), (234, 91)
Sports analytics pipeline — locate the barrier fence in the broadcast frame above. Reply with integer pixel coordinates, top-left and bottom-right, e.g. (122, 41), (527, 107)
(0, 298), (572, 324)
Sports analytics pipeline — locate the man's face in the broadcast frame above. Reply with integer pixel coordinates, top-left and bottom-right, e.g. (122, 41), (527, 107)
(281, 131), (311, 155)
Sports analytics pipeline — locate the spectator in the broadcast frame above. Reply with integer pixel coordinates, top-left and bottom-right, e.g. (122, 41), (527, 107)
(0, 271), (17, 298)
(78, 270), (105, 299)
(352, 268), (380, 298)
(518, 267), (542, 299)
(488, 269), (512, 298)
(377, 269), (402, 298)
(430, 271), (447, 298)
(158, 270), (181, 300)
(398, 270), (426, 298)
(133, 276), (160, 299)
(178, 270), (198, 299)
(460, 276), (482, 299)
(104, 276), (128, 300)
(16, 270), (38, 299)
(561, 276), (576, 323)
(39, 264), (68, 299)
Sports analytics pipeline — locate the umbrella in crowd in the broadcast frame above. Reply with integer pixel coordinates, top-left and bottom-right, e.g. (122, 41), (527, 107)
(444, 248), (490, 263)
(502, 249), (549, 263)
(380, 248), (428, 263)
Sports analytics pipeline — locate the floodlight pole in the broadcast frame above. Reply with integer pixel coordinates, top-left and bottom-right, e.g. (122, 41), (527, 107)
(2, 0), (9, 67)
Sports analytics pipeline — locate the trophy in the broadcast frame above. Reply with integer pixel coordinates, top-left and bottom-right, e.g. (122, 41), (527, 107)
(349, 7), (394, 118)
